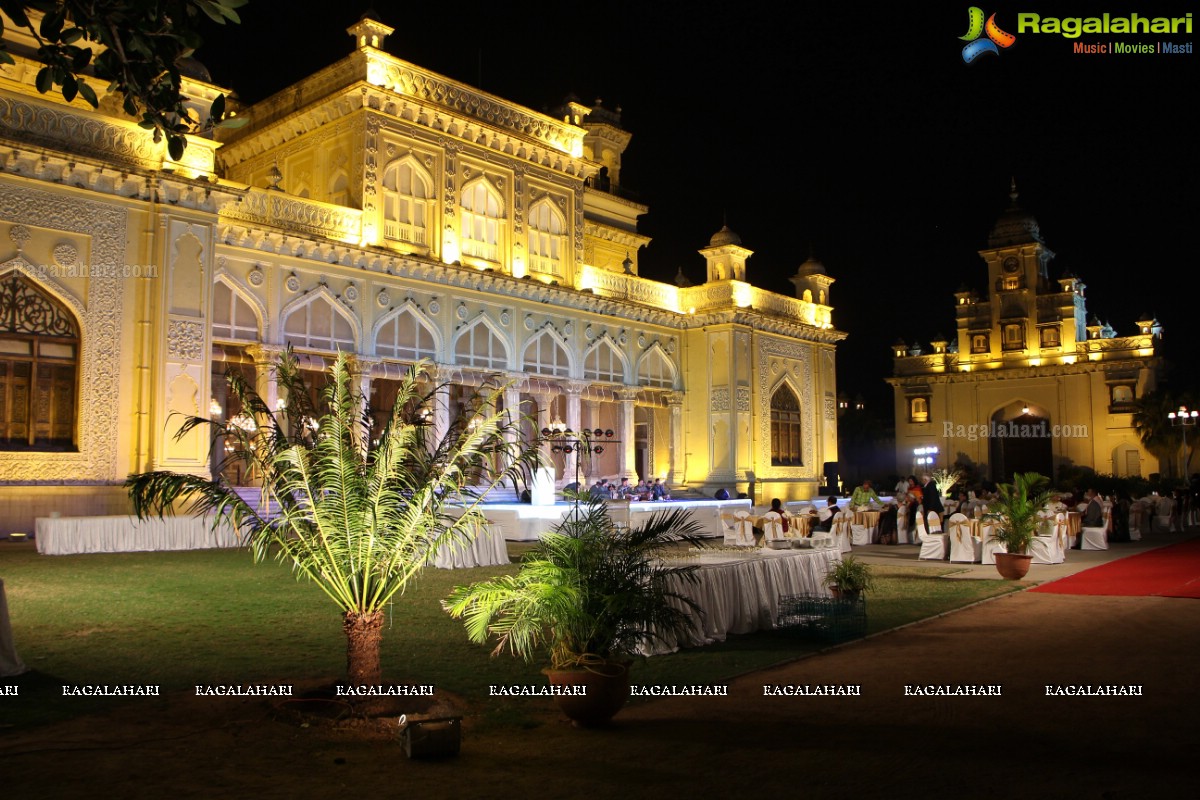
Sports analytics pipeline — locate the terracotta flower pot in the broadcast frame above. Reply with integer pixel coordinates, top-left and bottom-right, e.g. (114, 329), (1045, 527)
(994, 552), (1033, 580)
(543, 661), (632, 728)
(829, 587), (862, 603)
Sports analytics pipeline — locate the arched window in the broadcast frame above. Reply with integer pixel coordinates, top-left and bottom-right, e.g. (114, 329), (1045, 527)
(382, 158), (432, 247)
(454, 319), (508, 369)
(0, 273), (79, 450)
(460, 179), (504, 263)
(282, 295), (356, 352)
(770, 385), (802, 466)
(583, 338), (625, 384)
(375, 307), (437, 362)
(527, 199), (566, 277)
(636, 347), (676, 389)
(212, 280), (260, 342)
(909, 396), (929, 424)
(523, 330), (570, 377)
(329, 171), (349, 207)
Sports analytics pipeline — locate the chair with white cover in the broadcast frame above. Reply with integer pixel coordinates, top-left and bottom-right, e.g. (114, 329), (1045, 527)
(1029, 513), (1066, 564)
(926, 511), (942, 533)
(916, 513), (948, 560)
(947, 513), (981, 563)
(722, 511), (756, 547)
(1081, 507), (1109, 550)
(761, 512), (787, 546)
(830, 511), (853, 553)
(979, 520), (1006, 565)
(1128, 502), (1143, 541)
(849, 512), (872, 546)
(896, 502), (910, 544)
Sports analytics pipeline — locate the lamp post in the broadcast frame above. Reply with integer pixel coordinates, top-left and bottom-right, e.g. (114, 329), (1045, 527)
(1167, 405), (1198, 478)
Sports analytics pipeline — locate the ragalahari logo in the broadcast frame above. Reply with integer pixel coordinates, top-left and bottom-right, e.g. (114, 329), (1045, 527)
(960, 7), (1017, 62)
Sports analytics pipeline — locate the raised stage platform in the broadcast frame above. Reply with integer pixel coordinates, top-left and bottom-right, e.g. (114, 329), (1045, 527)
(475, 498), (753, 542)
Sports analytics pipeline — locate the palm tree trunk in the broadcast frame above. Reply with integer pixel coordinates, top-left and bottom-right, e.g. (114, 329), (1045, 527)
(343, 610), (384, 687)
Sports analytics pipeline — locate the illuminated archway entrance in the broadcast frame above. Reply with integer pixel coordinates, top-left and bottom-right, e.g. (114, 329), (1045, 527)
(989, 401), (1053, 482)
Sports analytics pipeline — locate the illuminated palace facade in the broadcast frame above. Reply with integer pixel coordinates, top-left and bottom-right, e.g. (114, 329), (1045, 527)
(888, 184), (1162, 482)
(0, 16), (843, 529)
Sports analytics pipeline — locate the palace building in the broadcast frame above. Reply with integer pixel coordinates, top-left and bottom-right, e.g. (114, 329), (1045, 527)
(888, 182), (1162, 482)
(0, 14), (843, 530)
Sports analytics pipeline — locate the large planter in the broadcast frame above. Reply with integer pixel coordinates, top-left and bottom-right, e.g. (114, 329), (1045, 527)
(543, 661), (632, 728)
(994, 552), (1033, 580)
(828, 587), (862, 603)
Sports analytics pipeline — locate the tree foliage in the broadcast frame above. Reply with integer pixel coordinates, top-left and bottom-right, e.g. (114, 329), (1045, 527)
(127, 350), (540, 685)
(444, 494), (706, 669)
(0, 1), (246, 159)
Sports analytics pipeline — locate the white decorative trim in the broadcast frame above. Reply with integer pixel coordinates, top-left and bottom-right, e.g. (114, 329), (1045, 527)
(0, 184), (126, 483)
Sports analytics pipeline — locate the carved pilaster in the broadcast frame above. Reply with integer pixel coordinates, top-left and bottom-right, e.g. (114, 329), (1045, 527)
(666, 391), (685, 485)
(617, 388), (638, 480)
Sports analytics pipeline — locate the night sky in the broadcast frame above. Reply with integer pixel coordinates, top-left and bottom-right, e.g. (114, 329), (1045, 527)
(197, 1), (1198, 413)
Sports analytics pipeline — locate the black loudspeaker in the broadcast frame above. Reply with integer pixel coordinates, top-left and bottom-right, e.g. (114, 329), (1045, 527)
(823, 462), (839, 486)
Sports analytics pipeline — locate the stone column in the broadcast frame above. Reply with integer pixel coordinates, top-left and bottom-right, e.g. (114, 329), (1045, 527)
(245, 344), (286, 421)
(428, 366), (451, 449)
(582, 398), (598, 479)
(666, 390), (685, 486)
(348, 356), (383, 449)
(617, 388), (638, 481)
(564, 381), (588, 486)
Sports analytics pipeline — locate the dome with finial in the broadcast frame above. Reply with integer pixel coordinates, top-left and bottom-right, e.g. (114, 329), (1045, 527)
(988, 178), (1044, 248)
(795, 255), (826, 276)
(674, 267), (693, 288)
(708, 224), (742, 247)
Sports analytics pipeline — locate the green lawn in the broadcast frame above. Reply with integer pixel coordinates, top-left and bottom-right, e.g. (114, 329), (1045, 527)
(0, 544), (1021, 729)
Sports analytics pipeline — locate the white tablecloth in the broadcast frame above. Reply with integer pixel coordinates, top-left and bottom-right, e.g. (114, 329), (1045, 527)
(644, 548), (840, 655)
(1, 577), (28, 677)
(35, 515), (242, 555)
(426, 524), (509, 569)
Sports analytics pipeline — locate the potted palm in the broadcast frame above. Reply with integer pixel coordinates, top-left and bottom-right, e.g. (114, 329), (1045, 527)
(984, 471), (1055, 579)
(444, 494), (705, 727)
(822, 555), (876, 602)
(128, 350), (537, 694)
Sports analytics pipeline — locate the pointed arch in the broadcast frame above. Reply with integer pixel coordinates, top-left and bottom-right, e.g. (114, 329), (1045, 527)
(526, 197), (566, 278)
(583, 334), (628, 384)
(211, 273), (264, 342)
(522, 326), (572, 378)
(280, 286), (359, 352)
(460, 177), (505, 263)
(769, 379), (803, 467)
(0, 265), (81, 449)
(381, 155), (433, 247)
(635, 343), (677, 390)
(0, 255), (84, 318)
(329, 170), (350, 207)
(373, 301), (440, 362)
(453, 314), (509, 370)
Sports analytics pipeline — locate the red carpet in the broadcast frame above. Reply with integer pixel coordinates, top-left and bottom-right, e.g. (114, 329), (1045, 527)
(1030, 537), (1200, 598)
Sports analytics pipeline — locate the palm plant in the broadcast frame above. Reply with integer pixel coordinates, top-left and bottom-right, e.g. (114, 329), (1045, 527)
(984, 471), (1055, 555)
(127, 350), (539, 687)
(443, 494), (706, 670)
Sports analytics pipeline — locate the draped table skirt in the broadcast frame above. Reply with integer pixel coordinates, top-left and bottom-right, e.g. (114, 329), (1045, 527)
(35, 515), (242, 555)
(643, 548), (840, 655)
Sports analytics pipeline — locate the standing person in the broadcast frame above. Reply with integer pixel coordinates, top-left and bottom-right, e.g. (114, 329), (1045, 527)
(906, 476), (923, 535)
(851, 479), (880, 507)
(920, 473), (943, 532)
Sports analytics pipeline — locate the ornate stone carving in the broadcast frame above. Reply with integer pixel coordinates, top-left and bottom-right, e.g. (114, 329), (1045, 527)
(222, 189), (362, 241)
(757, 338), (815, 478)
(0, 96), (162, 170)
(285, 273), (301, 292)
(167, 320), (204, 361)
(377, 289), (390, 307)
(711, 387), (730, 412)
(736, 387), (751, 412)
(247, 266), (265, 286)
(0, 185), (126, 483)
(344, 283), (359, 302)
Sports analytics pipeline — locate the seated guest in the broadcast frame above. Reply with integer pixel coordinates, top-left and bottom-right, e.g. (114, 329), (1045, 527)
(615, 477), (635, 499)
(762, 498), (790, 536)
(589, 478), (610, 500)
(851, 479), (880, 508)
(632, 478), (651, 500)
(877, 503), (899, 544)
(815, 496), (839, 532)
(651, 478), (670, 500)
(1076, 488), (1103, 549)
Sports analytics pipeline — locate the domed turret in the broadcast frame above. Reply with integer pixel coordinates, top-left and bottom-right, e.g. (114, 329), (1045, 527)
(988, 179), (1044, 248)
(708, 224), (742, 248)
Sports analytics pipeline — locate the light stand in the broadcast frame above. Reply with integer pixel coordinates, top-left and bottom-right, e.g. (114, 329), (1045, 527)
(540, 425), (619, 503)
(1167, 405), (1198, 478)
